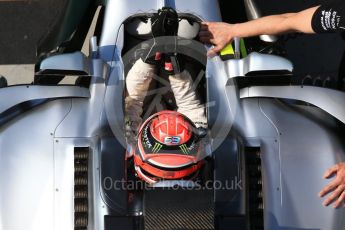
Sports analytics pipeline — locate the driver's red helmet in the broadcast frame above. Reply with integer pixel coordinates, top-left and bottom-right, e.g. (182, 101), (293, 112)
(134, 110), (204, 184)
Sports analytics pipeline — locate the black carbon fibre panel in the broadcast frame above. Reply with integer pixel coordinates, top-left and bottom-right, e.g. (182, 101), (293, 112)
(144, 188), (214, 230)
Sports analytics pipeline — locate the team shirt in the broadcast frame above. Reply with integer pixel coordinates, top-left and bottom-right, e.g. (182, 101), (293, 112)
(312, 0), (345, 33)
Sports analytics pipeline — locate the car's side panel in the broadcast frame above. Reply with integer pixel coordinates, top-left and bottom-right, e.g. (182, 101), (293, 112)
(240, 86), (345, 125)
(0, 85), (90, 114)
(0, 100), (71, 230)
(240, 98), (345, 230)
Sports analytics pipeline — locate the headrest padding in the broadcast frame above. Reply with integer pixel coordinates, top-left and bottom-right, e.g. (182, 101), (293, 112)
(126, 18), (152, 39)
(178, 19), (200, 39)
(126, 18), (200, 40)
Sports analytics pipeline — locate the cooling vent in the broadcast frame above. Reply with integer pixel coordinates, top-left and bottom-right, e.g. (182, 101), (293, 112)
(74, 147), (90, 230)
(246, 148), (264, 230)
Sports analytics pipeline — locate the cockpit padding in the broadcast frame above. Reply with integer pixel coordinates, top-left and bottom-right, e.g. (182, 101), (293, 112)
(125, 17), (200, 40)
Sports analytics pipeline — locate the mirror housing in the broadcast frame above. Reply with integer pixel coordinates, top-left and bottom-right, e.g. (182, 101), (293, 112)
(39, 52), (90, 75)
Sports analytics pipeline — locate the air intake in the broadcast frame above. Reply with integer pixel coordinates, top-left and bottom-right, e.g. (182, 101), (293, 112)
(74, 147), (90, 230)
(246, 147), (264, 230)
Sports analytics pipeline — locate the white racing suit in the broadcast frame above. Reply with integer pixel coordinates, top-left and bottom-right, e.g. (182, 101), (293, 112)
(125, 58), (208, 138)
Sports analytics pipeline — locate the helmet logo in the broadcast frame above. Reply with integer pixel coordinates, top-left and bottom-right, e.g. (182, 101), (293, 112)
(152, 143), (163, 153)
(164, 136), (181, 145)
(180, 144), (190, 155)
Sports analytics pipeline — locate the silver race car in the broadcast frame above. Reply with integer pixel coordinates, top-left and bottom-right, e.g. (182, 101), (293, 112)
(0, 0), (344, 229)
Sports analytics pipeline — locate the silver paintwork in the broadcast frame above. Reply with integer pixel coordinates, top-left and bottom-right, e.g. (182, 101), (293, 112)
(0, 100), (71, 230)
(234, 37), (241, 59)
(240, 85), (345, 124)
(0, 85), (90, 113)
(89, 36), (99, 58)
(225, 52), (293, 78)
(0, 0), (344, 229)
(40, 52), (90, 74)
(236, 99), (345, 229)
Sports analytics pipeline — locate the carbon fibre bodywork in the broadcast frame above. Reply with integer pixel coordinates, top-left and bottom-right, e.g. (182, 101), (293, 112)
(0, 0), (345, 229)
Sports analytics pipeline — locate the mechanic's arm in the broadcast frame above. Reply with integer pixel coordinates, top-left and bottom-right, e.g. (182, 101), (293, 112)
(319, 163), (345, 208)
(199, 6), (319, 56)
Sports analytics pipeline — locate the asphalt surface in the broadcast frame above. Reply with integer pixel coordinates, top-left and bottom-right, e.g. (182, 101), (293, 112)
(0, 0), (67, 85)
(0, 0), (93, 85)
(0, 0), (68, 64)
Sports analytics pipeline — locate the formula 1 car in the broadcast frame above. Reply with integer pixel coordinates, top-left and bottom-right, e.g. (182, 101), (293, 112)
(1, 0), (345, 230)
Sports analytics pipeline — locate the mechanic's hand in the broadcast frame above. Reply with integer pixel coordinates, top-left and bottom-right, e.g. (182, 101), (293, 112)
(319, 162), (345, 208)
(199, 22), (234, 57)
